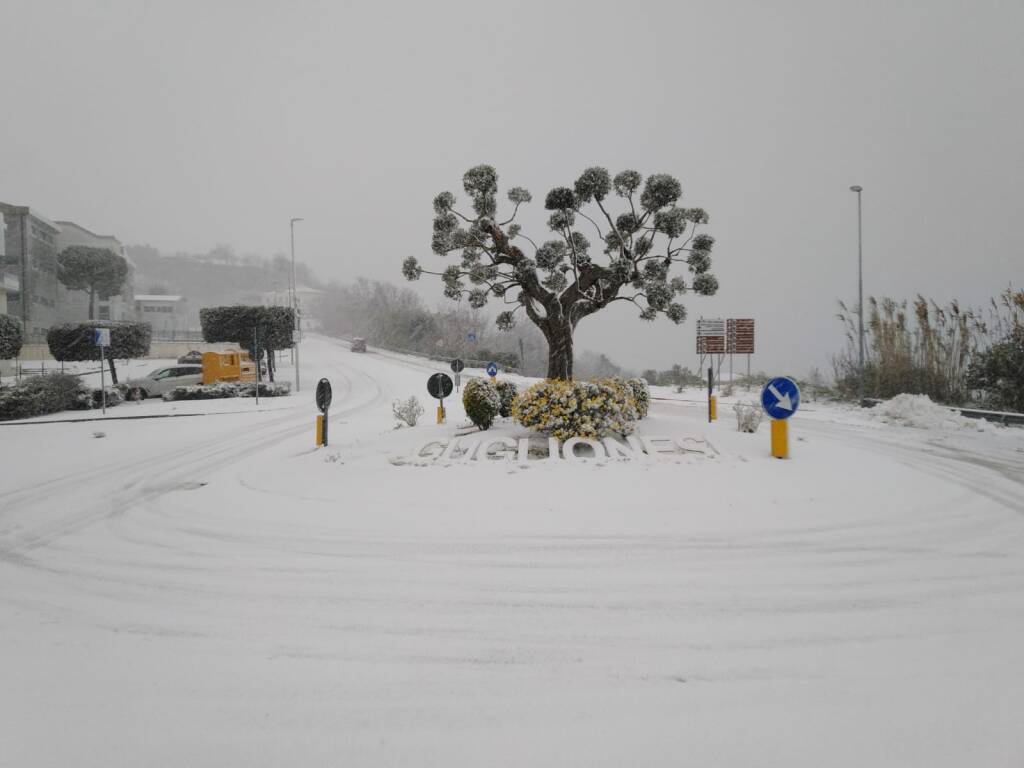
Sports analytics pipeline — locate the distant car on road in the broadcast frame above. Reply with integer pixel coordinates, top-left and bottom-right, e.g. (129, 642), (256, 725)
(351, 337), (367, 352)
(177, 350), (203, 364)
(125, 365), (203, 400)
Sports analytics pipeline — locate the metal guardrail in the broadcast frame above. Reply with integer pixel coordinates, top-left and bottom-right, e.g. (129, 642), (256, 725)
(860, 397), (1024, 426)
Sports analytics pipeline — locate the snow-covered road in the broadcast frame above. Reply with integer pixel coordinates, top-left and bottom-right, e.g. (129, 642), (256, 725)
(2, 336), (1023, 767)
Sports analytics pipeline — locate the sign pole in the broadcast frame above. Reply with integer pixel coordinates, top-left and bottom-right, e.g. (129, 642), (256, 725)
(100, 343), (106, 415)
(707, 366), (716, 423)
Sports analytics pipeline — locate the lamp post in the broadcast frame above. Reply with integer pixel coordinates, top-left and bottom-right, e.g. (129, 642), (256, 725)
(290, 217), (304, 392)
(849, 186), (864, 403)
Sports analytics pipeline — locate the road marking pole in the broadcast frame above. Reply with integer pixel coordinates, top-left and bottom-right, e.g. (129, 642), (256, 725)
(771, 418), (788, 459)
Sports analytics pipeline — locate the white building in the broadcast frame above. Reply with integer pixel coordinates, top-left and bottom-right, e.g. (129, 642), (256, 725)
(134, 294), (187, 335)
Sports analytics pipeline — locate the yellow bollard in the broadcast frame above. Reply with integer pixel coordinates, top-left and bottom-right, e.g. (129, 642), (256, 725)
(771, 418), (789, 459)
(315, 415), (324, 446)
(436, 404), (445, 424)
(709, 395), (717, 421)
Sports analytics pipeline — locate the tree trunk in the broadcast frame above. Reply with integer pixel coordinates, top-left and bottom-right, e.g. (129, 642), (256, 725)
(88, 288), (95, 321)
(545, 320), (574, 380)
(267, 346), (275, 382)
(107, 356), (119, 385)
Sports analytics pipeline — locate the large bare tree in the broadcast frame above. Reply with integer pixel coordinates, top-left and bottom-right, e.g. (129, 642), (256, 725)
(403, 165), (718, 380)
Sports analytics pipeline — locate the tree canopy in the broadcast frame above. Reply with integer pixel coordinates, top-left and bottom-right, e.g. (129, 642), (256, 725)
(403, 165), (718, 379)
(0, 315), (24, 360)
(200, 305), (295, 381)
(46, 321), (152, 384)
(57, 246), (129, 320)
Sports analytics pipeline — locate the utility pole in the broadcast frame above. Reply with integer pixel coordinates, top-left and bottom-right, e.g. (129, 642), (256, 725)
(849, 185), (865, 403)
(290, 217), (304, 392)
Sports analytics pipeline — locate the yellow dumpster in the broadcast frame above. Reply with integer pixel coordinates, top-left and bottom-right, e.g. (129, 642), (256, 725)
(202, 350), (258, 385)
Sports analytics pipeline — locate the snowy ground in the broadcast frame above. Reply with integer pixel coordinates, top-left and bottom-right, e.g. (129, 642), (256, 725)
(2, 335), (1023, 767)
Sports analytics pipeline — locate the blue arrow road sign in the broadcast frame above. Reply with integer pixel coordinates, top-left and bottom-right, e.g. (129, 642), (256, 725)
(468, 331), (477, 342)
(761, 376), (800, 420)
(486, 362), (498, 377)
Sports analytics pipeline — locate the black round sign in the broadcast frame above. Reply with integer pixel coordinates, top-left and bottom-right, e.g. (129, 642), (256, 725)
(427, 372), (454, 400)
(450, 358), (465, 373)
(315, 377), (332, 412)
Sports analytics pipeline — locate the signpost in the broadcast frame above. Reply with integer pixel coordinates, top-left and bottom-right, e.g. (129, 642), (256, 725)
(450, 359), (464, 391)
(315, 377), (332, 446)
(427, 372), (454, 424)
(93, 328), (110, 414)
(707, 366), (716, 422)
(761, 376), (800, 459)
(698, 317), (756, 389)
(486, 361), (498, 382)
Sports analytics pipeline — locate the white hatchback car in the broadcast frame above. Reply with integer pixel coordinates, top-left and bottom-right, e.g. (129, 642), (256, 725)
(125, 364), (204, 400)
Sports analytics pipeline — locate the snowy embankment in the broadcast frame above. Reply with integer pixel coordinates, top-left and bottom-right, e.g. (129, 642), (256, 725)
(1, 334), (1023, 767)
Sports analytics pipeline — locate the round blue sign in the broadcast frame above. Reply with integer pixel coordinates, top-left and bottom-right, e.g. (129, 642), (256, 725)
(468, 331), (477, 342)
(761, 377), (801, 420)
(486, 362), (498, 377)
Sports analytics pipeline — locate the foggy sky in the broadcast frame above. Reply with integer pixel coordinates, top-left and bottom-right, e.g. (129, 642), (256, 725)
(2, 0), (1021, 376)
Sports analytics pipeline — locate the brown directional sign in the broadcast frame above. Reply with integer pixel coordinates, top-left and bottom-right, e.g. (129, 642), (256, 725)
(697, 318), (755, 354)
(696, 318), (726, 354)
(726, 318), (755, 354)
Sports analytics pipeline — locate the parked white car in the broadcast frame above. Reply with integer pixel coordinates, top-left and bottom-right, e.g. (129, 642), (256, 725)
(125, 365), (204, 399)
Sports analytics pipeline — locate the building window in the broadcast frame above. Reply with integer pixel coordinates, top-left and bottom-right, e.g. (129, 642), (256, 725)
(98, 306), (111, 320)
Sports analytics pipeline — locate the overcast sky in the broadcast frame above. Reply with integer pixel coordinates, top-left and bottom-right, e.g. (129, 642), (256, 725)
(2, 0), (1021, 375)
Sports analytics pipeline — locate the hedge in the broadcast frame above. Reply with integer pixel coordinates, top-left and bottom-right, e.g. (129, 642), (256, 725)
(0, 373), (94, 421)
(495, 379), (518, 418)
(162, 381), (292, 401)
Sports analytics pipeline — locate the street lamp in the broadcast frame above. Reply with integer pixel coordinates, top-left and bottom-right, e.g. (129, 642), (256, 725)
(290, 217), (304, 392)
(849, 186), (864, 403)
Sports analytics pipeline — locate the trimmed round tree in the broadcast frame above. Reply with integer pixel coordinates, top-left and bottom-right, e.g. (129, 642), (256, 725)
(57, 246), (130, 320)
(402, 165), (719, 380)
(0, 315), (24, 360)
(199, 305), (295, 382)
(46, 321), (152, 384)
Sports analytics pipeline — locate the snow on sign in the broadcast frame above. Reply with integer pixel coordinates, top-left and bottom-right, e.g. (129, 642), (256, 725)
(726, 318), (755, 354)
(696, 318), (725, 354)
(450, 359), (465, 373)
(315, 378), (332, 413)
(761, 376), (800, 420)
(93, 328), (111, 346)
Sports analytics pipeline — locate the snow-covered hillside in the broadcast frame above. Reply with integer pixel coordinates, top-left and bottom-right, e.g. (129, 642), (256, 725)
(2, 335), (1023, 767)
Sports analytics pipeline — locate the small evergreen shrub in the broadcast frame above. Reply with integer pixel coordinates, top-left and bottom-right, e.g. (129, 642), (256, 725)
(92, 387), (124, 408)
(392, 396), (425, 427)
(627, 377), (650, 418)
(0, 315), (24, 360)
(0, 373), (92, 421)
(495, 380), (518, 417)
(463, 378), (501, 430)
(513, 378), (638, 441)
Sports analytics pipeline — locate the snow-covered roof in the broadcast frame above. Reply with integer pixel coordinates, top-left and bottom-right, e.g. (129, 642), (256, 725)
(134, 294), (183, 302)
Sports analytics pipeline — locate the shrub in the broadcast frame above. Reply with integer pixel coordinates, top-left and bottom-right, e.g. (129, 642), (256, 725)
(967, 327), (1024, 412)
(0, 373), (92, 421)
(91, 386), (124, 408)
(513, 378), (638, 441)
(163, 381), (292, 401)
(495, 380), (518, 417)
(392, 396), (425, 427)
(627, 377), (650, 418)
(0, 315), (23, 360)
(463, 377), (501, 430)
(733, 402), (763, 433)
